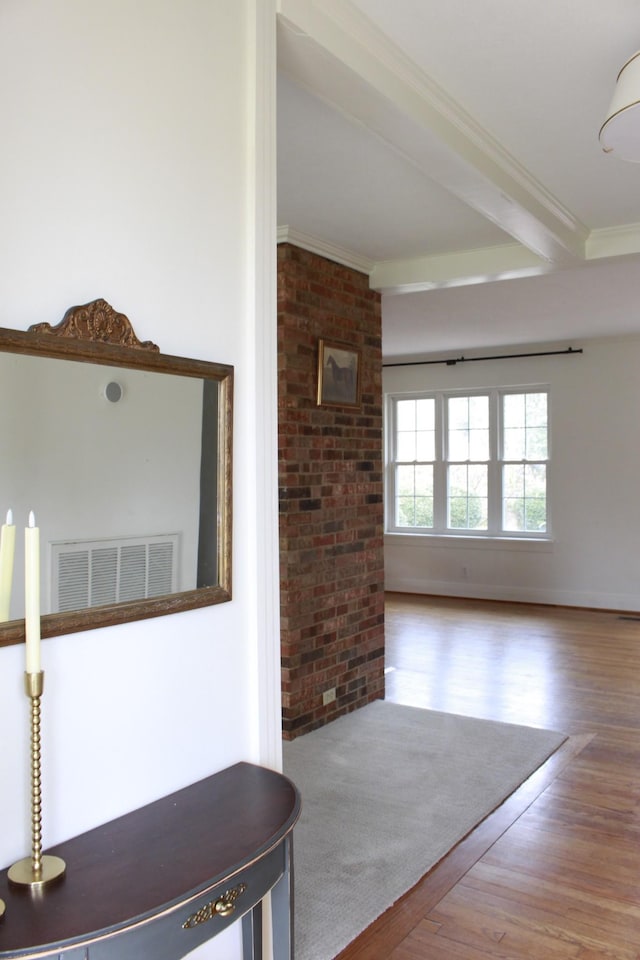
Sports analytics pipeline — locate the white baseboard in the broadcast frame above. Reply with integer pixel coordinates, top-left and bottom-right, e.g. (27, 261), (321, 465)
(384, 577), (640, 612)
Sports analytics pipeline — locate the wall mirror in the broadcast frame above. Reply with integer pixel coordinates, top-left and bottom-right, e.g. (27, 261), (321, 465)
(0, 299), (233, 648)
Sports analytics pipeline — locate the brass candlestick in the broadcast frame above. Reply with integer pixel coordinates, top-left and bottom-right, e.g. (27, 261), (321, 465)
(8, 672), (65, 888)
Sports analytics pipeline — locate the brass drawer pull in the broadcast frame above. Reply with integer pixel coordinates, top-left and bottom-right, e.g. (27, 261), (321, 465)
(214, 885), (245, 917)
(183, 883), (247, 929)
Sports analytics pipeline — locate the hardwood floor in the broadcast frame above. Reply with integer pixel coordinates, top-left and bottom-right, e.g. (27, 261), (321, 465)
(336, 593), (640, 960)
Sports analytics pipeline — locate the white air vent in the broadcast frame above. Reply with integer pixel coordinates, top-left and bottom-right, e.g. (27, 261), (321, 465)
(51, 534), (179, 613)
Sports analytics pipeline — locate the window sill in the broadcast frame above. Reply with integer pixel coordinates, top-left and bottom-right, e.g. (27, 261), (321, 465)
(384, 532), (554, 552)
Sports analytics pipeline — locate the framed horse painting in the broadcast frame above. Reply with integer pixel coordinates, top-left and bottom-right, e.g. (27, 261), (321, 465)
(317, 339), (361, 407)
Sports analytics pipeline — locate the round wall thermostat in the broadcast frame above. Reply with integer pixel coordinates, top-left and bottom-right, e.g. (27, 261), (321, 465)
(104, 381), (123, 403)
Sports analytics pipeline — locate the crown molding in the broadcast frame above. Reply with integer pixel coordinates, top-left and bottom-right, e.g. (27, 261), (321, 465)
(279, 224), (640, 293)
(277, 227), (554, 292)
(277, 225), (375, 274)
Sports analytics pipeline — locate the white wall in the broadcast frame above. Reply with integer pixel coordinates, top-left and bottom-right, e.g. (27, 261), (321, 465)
(385, 334), (640, 612)
(0, 2), (278, 958)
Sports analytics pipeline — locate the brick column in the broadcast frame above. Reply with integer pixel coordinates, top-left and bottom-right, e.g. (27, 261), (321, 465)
(278, 244), (385, 739)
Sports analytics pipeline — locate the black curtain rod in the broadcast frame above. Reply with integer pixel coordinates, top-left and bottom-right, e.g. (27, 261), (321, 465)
(383, 346), (583, 368)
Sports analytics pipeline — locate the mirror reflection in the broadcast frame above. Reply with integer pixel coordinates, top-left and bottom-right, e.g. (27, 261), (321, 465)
(0, 300), (233, 646)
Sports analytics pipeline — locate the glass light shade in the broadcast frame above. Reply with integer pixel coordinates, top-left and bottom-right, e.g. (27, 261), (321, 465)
(600, 50), (640, 161)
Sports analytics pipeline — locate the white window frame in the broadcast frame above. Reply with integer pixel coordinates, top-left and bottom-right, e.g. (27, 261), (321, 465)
(386, 386), (551, 540)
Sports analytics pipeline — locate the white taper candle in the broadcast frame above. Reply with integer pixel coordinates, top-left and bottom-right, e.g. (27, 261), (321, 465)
(0, 508), (15, 622)
(25, 511), (41, 674)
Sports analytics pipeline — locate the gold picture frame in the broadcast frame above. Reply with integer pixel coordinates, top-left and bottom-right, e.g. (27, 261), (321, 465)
(317, 339), (361, 408)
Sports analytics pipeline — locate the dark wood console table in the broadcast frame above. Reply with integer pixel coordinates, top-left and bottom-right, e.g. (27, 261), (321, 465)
(0, 762), (301, 959)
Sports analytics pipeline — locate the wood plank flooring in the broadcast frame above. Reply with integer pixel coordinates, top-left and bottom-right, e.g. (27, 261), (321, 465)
(336, 594), (640, 960)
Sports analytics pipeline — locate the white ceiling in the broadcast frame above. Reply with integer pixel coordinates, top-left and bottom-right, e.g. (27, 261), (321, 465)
(276, 0), (640, 358)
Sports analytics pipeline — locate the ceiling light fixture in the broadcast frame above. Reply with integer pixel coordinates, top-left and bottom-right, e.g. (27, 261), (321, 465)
(600, 50), (640, 160)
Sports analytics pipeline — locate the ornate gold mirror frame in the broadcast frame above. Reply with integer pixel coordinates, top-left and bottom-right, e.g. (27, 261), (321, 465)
(0, 299), (232, 647)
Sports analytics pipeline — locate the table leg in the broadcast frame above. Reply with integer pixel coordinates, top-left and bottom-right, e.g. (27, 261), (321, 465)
(242, 901), (263, 960)
(271, 837), (294, 960)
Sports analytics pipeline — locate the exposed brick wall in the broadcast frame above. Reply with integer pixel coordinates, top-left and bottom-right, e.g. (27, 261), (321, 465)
(278, 243), (385, 740)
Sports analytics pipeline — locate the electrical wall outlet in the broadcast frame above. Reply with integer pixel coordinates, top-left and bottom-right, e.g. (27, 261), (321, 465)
(322, 688), (336, 706)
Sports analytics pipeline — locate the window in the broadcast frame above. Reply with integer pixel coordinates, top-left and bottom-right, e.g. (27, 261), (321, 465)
(388, 388), (549, 538)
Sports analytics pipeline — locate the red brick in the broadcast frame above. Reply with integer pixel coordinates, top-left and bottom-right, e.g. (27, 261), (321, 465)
(278, 245), (385, 740)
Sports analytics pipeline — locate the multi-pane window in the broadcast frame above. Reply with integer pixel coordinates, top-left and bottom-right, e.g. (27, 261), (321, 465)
(396, 398), (435, 527)
(502, 392), (548, 532)
(388, 388), (549, 537)
(447, 395), (489, 530)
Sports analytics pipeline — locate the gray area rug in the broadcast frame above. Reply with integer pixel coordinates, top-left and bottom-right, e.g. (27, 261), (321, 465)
(283, 700), (566, 960)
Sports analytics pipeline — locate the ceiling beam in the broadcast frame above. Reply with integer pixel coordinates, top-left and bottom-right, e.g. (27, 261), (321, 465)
(586, 222), (640, 261)
(277, 0), (588, 275)
(370, 244), (552, 293)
